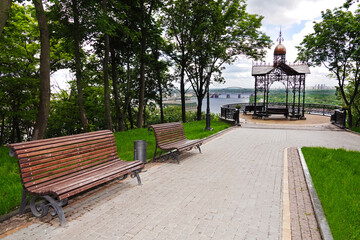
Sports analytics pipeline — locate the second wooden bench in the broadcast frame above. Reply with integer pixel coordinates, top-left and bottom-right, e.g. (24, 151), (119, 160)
(148, 122), (202, 163)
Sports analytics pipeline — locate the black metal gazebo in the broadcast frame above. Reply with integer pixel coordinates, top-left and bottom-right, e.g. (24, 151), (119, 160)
(251, 31), (310, 120)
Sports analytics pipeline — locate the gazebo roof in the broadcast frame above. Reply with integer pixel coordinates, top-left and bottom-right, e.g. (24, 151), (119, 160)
(252, 62), (310, 76)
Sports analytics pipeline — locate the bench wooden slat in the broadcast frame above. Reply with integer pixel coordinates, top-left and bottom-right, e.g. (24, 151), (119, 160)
(22, 151), (118, 186)
(9, 130), (111, 150)
(20, 145), (117, 173)
(28, 160), (139, 194)
(51, 162), (142, 196)
(14, 134), (114, 157)
(19, 141), (115, 168)
(17, 137), (114, 160)
(57, 164), (143, 200)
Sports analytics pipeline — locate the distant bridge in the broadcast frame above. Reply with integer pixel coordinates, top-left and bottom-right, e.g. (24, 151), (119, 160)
(210, 93), (253, 99)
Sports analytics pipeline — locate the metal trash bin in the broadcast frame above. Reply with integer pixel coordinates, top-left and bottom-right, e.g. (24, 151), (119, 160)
(134, 140), (147, 163)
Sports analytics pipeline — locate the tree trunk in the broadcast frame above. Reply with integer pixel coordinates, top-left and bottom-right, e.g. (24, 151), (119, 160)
(180, 48), (186, 123)
(196, 95), (204, 120)
(110, 41), (122, 131)
(0, 112), (4, 145)
(158, 80), (164, 123)
(0, 0), (11, 37)
(72, 0), (89, 132)
(102, 0), (112, 131)
(348, 107), (353, 129)
(128, 104), (134, 129)
(121, 56), (132, 131)
(153, 40), (164, 123)
(354, 104), (360, 127)
(137, 0), (146, 129)
(32, 0), (50, 140)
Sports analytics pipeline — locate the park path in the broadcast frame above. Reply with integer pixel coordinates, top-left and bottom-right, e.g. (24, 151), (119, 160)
(3, 123), (360, 240)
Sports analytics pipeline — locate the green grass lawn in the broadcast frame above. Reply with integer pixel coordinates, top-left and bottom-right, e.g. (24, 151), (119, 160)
(0, 147), (22, 216)
(0, 119), (231, 216)
(351, 126), (360, 134)
(302, 147), (360, 240)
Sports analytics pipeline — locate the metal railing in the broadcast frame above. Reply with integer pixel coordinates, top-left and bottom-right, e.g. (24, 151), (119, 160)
(221, 102), (342, 120)
(331, 110), (347, 128)
(220, 105), (240, 124)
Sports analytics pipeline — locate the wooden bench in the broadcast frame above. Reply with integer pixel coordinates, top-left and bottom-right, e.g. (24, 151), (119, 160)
(244, 105), (264, 114)
(267, 107), (289, 117)
(148, 122), (202, 163)
(7, 130), (144, 226)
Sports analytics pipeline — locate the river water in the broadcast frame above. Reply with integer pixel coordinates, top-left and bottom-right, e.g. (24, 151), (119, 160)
(193, 94), (251, 114)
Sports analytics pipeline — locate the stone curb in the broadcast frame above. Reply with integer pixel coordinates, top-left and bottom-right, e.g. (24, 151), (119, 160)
(297, 147), (334, 240)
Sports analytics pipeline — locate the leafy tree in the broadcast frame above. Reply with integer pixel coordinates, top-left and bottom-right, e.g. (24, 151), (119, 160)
(101, 0), (112, 131)
(136, 0), (163, 128)
(163, 0), (193, 122)
(297, 3), (360, 128)
(165, 0), (271, 120)
(47, 0), (95, 132)
(0, 4), (40, 143)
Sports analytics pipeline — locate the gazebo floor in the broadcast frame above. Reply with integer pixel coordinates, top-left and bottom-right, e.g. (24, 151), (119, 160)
(240, 113), (330, 125)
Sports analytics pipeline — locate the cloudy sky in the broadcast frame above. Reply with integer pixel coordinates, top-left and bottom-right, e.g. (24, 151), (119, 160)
(214, 0), (349, 89)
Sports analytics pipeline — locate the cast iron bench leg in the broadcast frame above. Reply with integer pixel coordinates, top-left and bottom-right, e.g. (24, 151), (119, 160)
(197, 145), (202, 153)
(20, 188), (30, 215)
(131, 171), (142, 185)
(152, 145), (158, 162)
(30, 195), (67, 226)
(170, 151), (180, 164)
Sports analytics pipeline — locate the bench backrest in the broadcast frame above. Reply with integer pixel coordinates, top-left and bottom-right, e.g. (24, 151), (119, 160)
(7, 130), (118, 190)
(149, 122), (186, 147)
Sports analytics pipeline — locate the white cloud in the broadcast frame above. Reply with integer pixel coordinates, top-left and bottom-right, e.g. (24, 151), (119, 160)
(219, 0), (347, 89)
(247, 0), (343, 26)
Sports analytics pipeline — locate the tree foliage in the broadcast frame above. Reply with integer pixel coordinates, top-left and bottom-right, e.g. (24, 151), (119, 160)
(297, 3), (360, 128)
(0, 0), (270, 143)
(0, 4), (39, 144)
(164, 0), (271, 119)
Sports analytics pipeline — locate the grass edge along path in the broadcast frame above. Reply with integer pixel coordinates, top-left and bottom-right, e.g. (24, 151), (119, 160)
(0, 119), (231, 216)
(301, 147), (360, 240)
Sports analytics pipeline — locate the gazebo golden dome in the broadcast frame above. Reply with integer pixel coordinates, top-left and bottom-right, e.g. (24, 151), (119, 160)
(274, 43), (286, 55)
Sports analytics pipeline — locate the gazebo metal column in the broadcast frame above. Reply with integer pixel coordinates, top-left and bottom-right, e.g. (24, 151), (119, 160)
(286, 75), (289, 112)
(291, 77), (296, 119)
(298, 75), (302, 116)
(254, 76), (258, 115)
(302, 75), (306, 119)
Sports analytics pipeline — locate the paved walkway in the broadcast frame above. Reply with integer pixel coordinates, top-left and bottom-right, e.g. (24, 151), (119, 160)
(2, 122), (360, 240)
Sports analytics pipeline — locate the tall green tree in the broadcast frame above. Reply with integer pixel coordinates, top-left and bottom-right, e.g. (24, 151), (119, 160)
(101, 0), (112, 131)
(163, 0), (192, 122)
(297, 3), (360, 128)
(165, 0), (271, 120)
(71, 0), (90, 132)
(0, 4), (40, 143)
(32, 0), (50, 140)
(137, 0), (162, 128)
